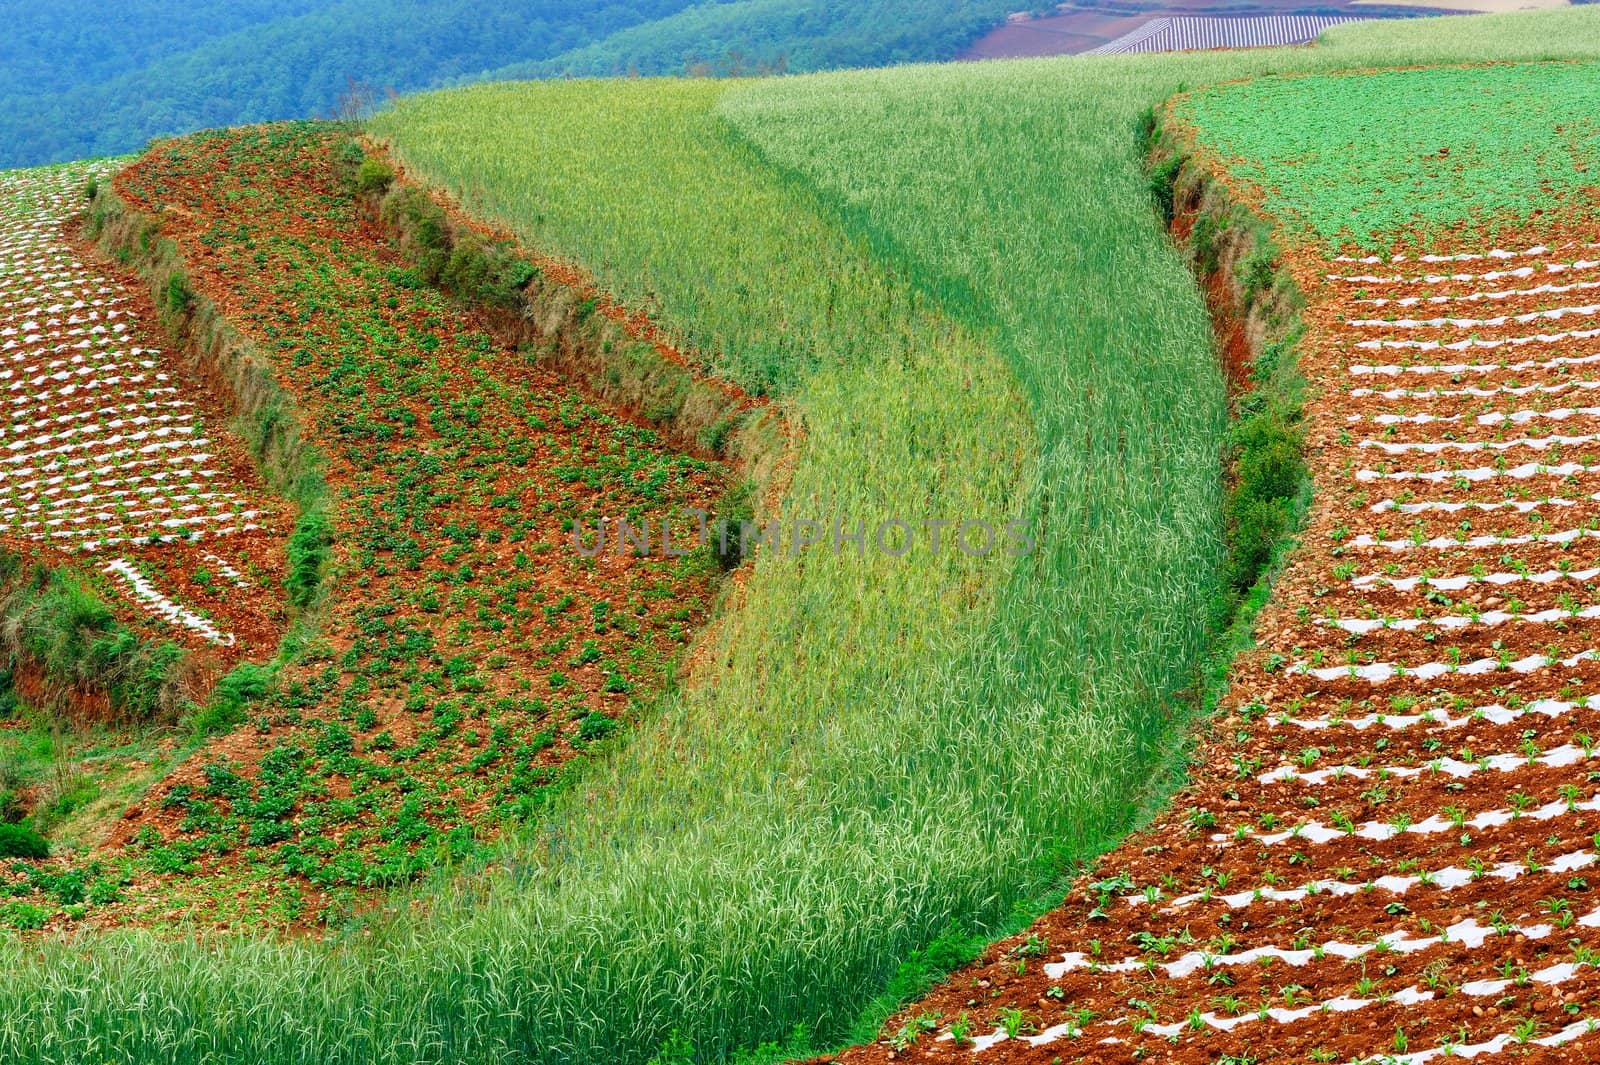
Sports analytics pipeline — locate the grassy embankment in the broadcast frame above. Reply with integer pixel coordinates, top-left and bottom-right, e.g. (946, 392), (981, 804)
(1, 8), (1599, 1063)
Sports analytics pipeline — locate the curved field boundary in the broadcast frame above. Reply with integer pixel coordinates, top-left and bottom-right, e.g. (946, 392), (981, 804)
(830, 95), (1600, 1065)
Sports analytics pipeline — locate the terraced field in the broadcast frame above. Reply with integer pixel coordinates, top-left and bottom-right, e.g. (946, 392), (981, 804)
(7, 14), (1600, 1065)
(86, 125), (732, 917)
(836, 231), (1600, 1065)
(0, 127), (734, 930)
(833, 73), (1600, 1065)
(0, 164), (288, 674)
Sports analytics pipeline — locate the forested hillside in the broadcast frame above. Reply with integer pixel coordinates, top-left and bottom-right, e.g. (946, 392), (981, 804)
(498, 0), (1020, 79)
(0, 0), (1018, 168)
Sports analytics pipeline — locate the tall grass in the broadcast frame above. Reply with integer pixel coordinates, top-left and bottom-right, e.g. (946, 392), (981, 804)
(2, 9), (1599, 1063)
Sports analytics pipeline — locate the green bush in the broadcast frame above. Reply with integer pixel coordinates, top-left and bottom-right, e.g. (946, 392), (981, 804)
(577, 713), (618, 743)
(332, 138), (366, 175)
(160, 272), (193, 321)
(711, 481), (755, 570)
(2, 568), (185, 720)
(1189, 211), (1225, 273)
(0, 902), (48, 931)
(190, 662), (274, 736)
(646, 1030), (695, 1065)
(696, 414), (740, 456)
(1144, 129), (1182, 225)
(379, 185), (453, 283)
(1223, 409), (1304, 594)
(286, 509), (331, 609)
(1233, 412), (1303, 502)
(1240, 242), (1277, 301)
(1225, 494), (1289, 593)
(355, 158), (395, 195)
(106, 636), (186, 721)
(439, 234), (538, 309)
(0, 822), (48, 860)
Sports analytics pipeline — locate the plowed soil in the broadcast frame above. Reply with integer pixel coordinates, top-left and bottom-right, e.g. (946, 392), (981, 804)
(27, 124), (732, 929)
(827, 224), (1600, 1062)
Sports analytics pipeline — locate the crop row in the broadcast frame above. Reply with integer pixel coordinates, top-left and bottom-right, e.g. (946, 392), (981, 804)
(843, 234), (1600, 1062)
(0, 164), (277, 647)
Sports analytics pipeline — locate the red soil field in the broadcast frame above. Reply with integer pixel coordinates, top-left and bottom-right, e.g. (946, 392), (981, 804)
(21, 126), (736, 927)
(825, 202), (1600, 1062)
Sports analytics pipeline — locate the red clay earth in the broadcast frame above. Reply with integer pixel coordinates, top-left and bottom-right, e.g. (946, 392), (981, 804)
(66, 226), (292, 670)
(0, 123), (733, 931)
(0, 215), (291, 696)
(826, 210), (1600, 1062)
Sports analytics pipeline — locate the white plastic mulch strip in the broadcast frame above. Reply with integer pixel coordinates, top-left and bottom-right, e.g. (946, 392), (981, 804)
(1127, 849), (1596, 913)
(1357, 432), (1600, 453)
(1345, 527), (1600, 550)
(1348, 302), (1600, 329)
(1258, 742), (1591, 785)
(200, 551), (250, 588)
(1370, 493), (1599, 514)
(1273, 694), (1600, 734)
(1351, 566), (1600, 592)
(1349, 380), (1600, 400)
(1147, 971), (1600, 1049)
(1349, 349), (1600, 373)
(1224, 794), (1600, 847)
(1132, 987), (1432, 1040)
(1327, 259), (1600, 285)
(1354, 460), (1594, 483)
(1294, 647), (1596, 683)
(1354, 327), (1600, 352)
(1328, 603), (1600, 634)
(1044, 904), (1598, 979)
(1355, 278), (1600, 306)
(1121, 980), (1599, 1056)
(102, 557), (233, 646)
(1331, 243), (1600, 265)
(1480, 406), (1600, 425)
(76, 520), (262, 553)
(1369, 1014), (1600, 1065)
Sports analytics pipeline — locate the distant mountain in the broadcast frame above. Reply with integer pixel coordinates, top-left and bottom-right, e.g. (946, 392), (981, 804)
(0, 0), (700, 167)
(0, 1), (1020, 169)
